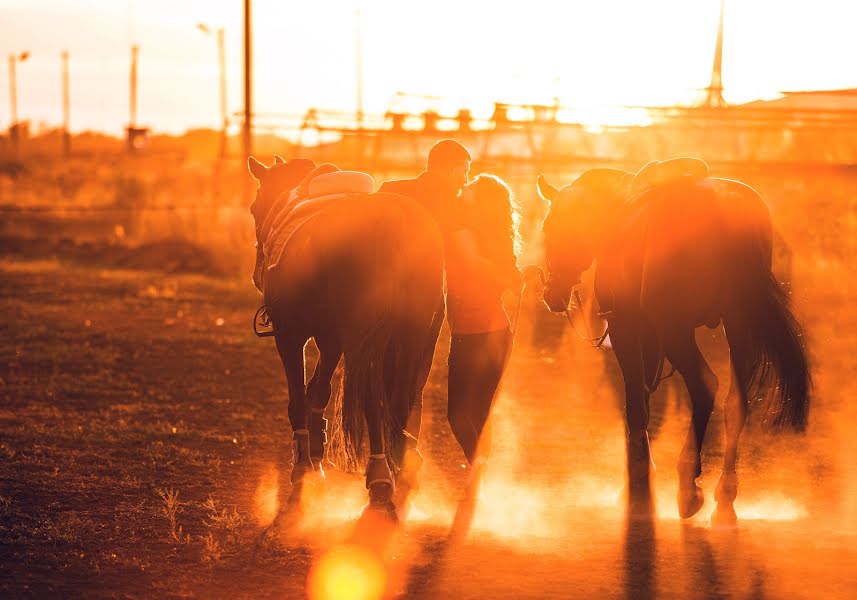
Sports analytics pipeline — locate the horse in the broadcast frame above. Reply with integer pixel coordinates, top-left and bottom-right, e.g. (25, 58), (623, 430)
(536, 158), (810, 522)
(247, 156), (444, 520)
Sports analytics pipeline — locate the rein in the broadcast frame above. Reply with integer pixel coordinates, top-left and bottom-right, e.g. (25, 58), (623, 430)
(566, 294), (611, 349)
(542, 266), (610, 349)
(565, 302), (610, 350)
(555, 272), (675, 391)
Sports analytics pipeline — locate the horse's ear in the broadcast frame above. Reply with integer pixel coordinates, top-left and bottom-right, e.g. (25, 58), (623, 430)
(248, 156), (268, 181)
(273, 155), (286, 165)
(537, 175), (559, 203)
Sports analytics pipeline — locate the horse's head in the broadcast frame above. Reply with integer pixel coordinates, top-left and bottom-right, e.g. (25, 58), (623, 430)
(537, 168), (632, 313)
(247, 155), (316, 292)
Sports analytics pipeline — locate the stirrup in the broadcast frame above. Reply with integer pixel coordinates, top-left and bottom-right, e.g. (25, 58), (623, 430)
(254, 305), (276, 337)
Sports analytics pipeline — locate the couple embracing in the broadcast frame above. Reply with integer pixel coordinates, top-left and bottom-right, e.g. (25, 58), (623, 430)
(381, 139), (523, 478)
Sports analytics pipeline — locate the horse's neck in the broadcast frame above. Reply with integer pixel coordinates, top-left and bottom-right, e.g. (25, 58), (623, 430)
(595, 188), (630, 252)
(258, 189), (297, 245)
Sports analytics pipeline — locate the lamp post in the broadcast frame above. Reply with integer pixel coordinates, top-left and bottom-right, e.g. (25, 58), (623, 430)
(8, 50), (30, 151)
(197, 23), (228, 161)
(243, 0), (252, 160)
(62, 50), (71, 156)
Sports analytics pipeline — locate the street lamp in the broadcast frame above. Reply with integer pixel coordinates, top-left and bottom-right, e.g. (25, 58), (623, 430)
(197, 23), (228, 161)
(8, 50), (30, 149)
(62, 50), (71, 156)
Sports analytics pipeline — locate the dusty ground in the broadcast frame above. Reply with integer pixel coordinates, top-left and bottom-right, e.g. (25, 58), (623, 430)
(1, 254), (855, 599)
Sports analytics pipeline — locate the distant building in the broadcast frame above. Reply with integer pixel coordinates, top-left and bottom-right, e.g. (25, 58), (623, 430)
(738, 88), (857, 112)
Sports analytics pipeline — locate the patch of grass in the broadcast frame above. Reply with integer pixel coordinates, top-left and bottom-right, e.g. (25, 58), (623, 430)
(155, 487), (190, 545)
(200, 497), (245, 561)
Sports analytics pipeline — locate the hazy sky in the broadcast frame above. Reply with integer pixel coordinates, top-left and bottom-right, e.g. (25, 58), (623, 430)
(1, 0), (855, 135)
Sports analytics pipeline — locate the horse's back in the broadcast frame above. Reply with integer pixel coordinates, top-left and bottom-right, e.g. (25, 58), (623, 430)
(619, 176), (773, 326)
(709, 177), (773, 246)
(264, 191), (443, 334)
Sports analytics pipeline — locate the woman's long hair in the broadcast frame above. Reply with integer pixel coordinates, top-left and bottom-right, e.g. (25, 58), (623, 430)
(466, 174), (519, 271)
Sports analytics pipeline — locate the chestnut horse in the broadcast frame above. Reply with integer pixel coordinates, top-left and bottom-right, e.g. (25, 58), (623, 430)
(248, 156), (443, 520)
(538, 159), (810, 522)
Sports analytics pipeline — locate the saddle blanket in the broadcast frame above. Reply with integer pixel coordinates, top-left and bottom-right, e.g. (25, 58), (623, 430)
(261, 169), (375, 271)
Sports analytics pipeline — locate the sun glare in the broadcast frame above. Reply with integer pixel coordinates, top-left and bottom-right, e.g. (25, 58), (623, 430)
(307, 544), (387, 600)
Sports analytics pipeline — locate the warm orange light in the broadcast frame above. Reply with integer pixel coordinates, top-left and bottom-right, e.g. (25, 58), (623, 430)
(254, 465), (280, 527)
(728, 496), (807, 522)
(307, 545), (386, 600)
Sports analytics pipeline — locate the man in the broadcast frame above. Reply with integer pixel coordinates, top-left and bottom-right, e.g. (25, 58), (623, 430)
(379, 138), (471, 234)
(378, 139), (472, 491)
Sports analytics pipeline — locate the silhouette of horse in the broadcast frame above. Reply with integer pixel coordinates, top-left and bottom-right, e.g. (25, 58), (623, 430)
(537, 158), (810, 522)
(248, 156), (443, 520)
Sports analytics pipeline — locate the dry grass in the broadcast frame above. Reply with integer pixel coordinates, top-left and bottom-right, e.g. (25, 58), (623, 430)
(0, 164), (855, 597)
(156, 488), (190, 545)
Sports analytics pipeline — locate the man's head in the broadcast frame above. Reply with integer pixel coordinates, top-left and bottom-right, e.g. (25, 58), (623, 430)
(426, 139), (471, 194)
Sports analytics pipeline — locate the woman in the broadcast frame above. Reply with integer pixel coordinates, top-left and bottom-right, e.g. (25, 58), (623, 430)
(445, 174), (522, 467)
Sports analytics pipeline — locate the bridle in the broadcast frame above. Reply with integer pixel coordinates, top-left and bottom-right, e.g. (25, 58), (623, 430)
(538, 261), (611, 349)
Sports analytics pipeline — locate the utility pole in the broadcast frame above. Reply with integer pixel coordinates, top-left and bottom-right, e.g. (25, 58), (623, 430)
(8, 55), (17, 131)
(704, 0), (726, 108)
(8, 51), (29, 152)
(218, 27), (227, 160)
(197, 24), (229, 161)
(130, 45), (139, 129)
(126, 45), (149, 152)
(355, 9), (364, 130)
(243, 0), (252, 160)
(62, 50), (71, 156)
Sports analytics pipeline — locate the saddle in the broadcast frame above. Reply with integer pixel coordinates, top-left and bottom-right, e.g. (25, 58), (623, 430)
(262, 167), (375, 271)
(628, 157), (709, 199)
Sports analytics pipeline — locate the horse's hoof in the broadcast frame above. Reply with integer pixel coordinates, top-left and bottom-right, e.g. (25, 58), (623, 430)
(714, 472), (738, 504)
(627, 457), (656, 491)
(392, 480), (415, 512)
(622, 483), (656, 519)
(360, 500), (399, 525)
(290, 461), (315, 485)
(285, 483), (305, 513)
(677, 482), (705, 519)
(351, 501), (399, 551)
(268, 497), (303, 536)
(310, 460), (326, 480)
(711, 502), (738, 528)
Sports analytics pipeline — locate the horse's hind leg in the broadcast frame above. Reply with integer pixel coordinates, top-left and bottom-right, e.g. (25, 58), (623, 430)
(713, 320), (750, 525)
(306, 338), (342, 472)
(398, 297), (444, 494)
(275, 334), (314, 505)
(661, 327), (718, 519)
(363, 397), (397, 521)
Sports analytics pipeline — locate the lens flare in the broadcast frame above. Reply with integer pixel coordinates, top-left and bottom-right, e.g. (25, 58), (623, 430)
(307, 544), (386, 600)
(254, 465), (280, 527)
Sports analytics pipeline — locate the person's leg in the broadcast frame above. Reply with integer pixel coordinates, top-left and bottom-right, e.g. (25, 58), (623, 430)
(469, 328), (513, 461)
(447, 329), (512, 464)
(447, 332), (487, 463)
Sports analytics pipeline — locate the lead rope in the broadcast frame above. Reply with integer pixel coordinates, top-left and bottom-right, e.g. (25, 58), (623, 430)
(511, 265), (550, 338)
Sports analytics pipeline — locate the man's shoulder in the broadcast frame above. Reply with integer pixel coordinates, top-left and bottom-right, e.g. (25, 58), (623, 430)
(379, 176), (422, 197)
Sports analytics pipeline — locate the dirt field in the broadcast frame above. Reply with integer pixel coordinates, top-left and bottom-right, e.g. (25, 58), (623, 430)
(1, 236), (856, 597)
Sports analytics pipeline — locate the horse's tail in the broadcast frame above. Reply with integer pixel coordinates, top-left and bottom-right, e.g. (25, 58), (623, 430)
(327, 203), (443, 472)
(335, 315), (397, 471)
(726, 251), (811, 431)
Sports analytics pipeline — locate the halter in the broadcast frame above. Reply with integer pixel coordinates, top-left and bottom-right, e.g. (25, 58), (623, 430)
(537, 264), (611, 349)
(538, 263), (675, 391)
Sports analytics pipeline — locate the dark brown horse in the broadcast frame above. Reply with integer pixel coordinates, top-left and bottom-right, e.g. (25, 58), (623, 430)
(248, 156), (443, 519)
(537, 158), (810, 522)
